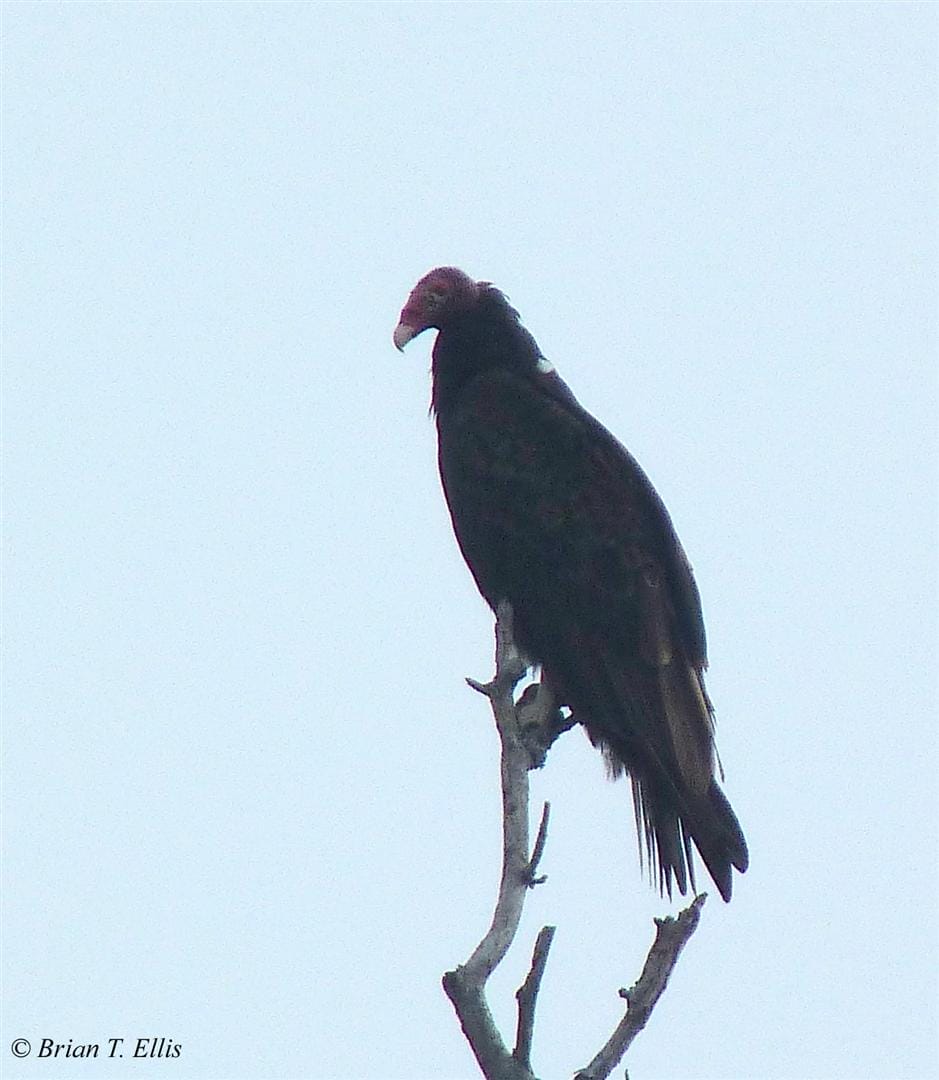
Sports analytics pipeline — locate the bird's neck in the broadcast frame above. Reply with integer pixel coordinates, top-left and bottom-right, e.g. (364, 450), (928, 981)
(431, 299), (543, 416)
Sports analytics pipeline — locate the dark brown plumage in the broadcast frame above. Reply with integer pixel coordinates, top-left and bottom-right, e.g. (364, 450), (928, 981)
(394, 267), (748, 901)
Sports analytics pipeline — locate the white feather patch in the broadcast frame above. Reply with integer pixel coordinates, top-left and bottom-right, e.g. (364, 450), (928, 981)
(537, 356), (555, 374)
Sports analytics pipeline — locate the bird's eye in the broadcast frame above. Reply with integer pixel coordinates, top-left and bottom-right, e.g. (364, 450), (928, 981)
(424, 287), (447, 311)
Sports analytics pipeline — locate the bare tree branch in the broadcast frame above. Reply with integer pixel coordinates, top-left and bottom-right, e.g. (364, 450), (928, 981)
(573, 893), (708, 1080)
(461, 605), (538, 986)
(443, 602), (560, 1080)
(525, 802), (551, 886)
(444, 607), (709, 1080)
(514, 925), (556, 1072)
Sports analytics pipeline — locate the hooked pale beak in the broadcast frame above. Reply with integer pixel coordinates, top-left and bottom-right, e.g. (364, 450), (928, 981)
(393, 322), (419, 351)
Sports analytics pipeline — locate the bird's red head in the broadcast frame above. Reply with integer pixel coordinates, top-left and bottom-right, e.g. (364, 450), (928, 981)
(393, 267), (482, 350)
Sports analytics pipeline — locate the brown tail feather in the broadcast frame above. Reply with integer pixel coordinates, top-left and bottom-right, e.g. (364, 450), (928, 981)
(631, 769), (747, 902)
(689, 782), (749, 900)
(543, 645), (747, 901)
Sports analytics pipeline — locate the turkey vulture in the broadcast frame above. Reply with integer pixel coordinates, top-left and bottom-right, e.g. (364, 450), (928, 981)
(394, 267), (748, 902)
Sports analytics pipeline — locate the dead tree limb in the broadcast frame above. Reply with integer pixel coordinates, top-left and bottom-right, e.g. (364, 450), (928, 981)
(514, 925), (556, 1072)
(574, 893), (708, 1080)
(443, 605), (708, 1080)
(443, 602), (560, 1080)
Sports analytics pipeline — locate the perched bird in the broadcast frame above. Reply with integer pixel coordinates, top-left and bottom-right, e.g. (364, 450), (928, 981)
(394, 267), (748, 901)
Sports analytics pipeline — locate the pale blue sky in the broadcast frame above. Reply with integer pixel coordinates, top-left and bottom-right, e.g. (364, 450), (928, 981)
(3, 3), (937, 1079)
